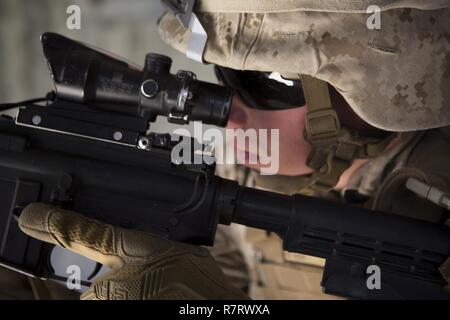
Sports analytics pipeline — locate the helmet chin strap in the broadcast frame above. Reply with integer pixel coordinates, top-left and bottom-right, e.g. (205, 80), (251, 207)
(298, 75), (394, 194)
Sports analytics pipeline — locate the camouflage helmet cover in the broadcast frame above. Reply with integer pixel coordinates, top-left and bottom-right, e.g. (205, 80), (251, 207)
(158, 0), (450, 132)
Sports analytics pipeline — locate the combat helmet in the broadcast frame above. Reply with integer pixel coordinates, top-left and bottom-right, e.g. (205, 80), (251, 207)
(157, 0), (450, 192)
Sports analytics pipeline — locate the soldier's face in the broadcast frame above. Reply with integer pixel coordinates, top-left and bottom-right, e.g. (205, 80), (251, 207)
(226, 94), (314, 176)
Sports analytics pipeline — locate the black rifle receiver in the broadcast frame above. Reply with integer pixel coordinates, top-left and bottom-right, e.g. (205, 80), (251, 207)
(0, 33), (449, 299)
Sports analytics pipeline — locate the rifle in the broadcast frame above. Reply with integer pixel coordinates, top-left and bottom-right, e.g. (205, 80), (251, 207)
(0, 33), (449, 299)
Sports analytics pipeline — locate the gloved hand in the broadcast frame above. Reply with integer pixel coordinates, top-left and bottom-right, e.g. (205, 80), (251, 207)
(18, 203), (248, 300)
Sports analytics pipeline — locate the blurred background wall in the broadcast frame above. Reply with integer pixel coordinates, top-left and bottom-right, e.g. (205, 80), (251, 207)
(0, 0), (216, 131)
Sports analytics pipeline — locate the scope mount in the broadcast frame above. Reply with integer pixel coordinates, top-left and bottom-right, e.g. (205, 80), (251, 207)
(14, 99), (210, 169)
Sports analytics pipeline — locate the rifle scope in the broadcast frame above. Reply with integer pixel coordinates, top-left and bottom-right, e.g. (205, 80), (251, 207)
(41, 33), (232, 127)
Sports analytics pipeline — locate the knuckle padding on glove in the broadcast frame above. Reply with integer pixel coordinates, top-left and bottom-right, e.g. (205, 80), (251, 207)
(81, 253), (248, 300)
(19, 203), (248, 300)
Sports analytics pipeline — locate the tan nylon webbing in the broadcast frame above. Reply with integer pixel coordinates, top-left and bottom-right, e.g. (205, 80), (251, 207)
(300, 75), (348, 191)
(302, 75), (333, 113)
(301, 75), (393, 192)
(300, 75), (391, 192)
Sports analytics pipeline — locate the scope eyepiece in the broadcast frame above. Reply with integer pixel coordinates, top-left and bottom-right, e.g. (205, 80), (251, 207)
(41, 32), (232, 127)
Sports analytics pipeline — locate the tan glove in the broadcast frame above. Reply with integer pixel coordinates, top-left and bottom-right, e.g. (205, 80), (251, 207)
(18, 203), (248, 300)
